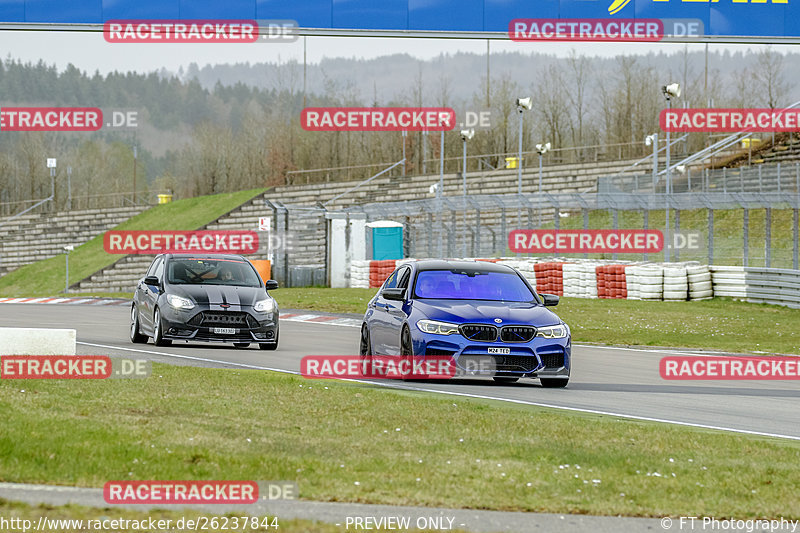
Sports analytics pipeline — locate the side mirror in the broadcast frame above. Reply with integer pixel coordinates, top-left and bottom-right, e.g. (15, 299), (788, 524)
(144, 276), (160, 287)
(541, 294), (560, 307)
(382, 288), (406, 302)
(265, 280), (279, 291)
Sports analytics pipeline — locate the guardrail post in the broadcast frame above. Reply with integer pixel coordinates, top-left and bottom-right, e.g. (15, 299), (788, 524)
(500, 207), (507, 256)
(758, 165), (763, 193)
(612, 209), (618, 261)
(777, 163), (782, 194)
(723, 167), (727, 193)
(708, 208), (714, 265)
(743, 208), (749, 267)
(427, 213), (434, 258)
(475, 207), (481, 257)
(582, 208), (589, 259)
(765, 208), (771, 268)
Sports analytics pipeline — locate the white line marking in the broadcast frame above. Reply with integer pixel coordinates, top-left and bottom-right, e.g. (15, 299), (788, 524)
(77, 342), (300, 374)
(77, 341), (800, 442)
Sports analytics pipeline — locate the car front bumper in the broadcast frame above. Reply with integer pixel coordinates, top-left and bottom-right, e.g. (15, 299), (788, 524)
(160, 306), (278, 344)
(413, 332), (571, 379)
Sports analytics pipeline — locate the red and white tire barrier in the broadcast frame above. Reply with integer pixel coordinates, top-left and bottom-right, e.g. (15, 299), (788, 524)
(350, 257), (717, 303)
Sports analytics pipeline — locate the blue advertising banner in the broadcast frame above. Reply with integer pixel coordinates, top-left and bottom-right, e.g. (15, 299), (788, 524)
(0, 0), (793, 40)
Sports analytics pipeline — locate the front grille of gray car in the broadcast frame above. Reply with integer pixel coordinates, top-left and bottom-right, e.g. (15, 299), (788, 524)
(190, 312), (255, 328)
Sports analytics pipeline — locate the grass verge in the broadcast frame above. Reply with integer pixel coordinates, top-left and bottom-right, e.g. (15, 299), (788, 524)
(0, 188), (266, 298)
(0, 364), (798, 518)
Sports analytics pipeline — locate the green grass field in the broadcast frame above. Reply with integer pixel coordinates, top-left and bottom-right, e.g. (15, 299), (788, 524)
(1, 364), (798, 519)
(0, 189), (266, 298)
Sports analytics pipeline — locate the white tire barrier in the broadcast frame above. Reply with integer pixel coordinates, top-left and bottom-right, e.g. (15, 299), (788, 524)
(0, 327), (77, 355)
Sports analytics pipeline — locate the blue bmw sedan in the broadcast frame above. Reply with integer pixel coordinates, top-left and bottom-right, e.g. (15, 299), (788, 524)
(360, 260), (571, 387)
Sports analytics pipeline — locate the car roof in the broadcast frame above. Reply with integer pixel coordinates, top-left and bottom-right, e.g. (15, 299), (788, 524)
(165, 253), (248, 262)
(412, 260), (515, 273)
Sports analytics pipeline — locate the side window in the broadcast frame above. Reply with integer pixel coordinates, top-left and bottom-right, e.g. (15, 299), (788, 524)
(382, 269), (399, 289)
(153, 258), (165, 280)
(146, 256), (161, 277)
(397, 267), (411, 289)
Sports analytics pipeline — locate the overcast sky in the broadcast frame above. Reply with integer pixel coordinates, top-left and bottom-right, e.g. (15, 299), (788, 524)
(0, 29), (790, 75)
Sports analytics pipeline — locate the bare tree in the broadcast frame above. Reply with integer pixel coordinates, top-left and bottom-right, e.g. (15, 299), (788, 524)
(750, 47), (788, 110)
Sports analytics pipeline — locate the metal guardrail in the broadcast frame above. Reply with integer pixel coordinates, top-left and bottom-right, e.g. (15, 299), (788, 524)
(711, 266), (800, 308)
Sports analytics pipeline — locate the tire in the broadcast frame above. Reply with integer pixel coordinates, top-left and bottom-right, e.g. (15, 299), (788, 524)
(233, 343), (251, 348)
(152, 308), (172, 346)
(259, 328), (279, 351)
(130, 305), (147, 344)
(400, 326), (414, 381)
(493, 377), (519, 384)
(689, 280), (712, 291)
(689, 289), (714, 298)
(540, 378), (569, 388)
(360, 324), (372, 356)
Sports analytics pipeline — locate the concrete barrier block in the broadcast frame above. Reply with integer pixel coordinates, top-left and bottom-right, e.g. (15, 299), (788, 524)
(0, 327), (76, 355)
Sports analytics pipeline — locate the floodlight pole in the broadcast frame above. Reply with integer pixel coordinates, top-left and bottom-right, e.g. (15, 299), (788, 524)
(651, 134), (658, 192)
(462, 136), (468, 258)
(538, 151), (544, 227)
(439, 127), (445, 259)
(517, 108), (524, 231)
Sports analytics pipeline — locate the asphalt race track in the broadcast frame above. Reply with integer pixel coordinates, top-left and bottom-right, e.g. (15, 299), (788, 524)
(2, 303), (799, 441)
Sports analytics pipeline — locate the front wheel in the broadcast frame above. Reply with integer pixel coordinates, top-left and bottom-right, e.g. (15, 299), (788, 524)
(540, 378), (568, 388)
(152, 308), (172, 347)
(399, 326), (414, 381)
(130, 306), (147, 344)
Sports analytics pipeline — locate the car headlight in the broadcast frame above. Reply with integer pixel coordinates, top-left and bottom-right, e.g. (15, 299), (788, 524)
(417, 319), (459, 335)
(536, 324), (568, 339)
(166, 294), (195, 310)
(254, 298), (275, 314)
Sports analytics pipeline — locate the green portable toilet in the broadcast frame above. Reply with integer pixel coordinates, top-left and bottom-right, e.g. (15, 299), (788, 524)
(367, 221), (404, 260)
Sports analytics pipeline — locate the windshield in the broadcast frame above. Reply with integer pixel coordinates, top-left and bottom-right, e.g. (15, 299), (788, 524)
(167, 258), (261, 287)
(413, 269), (535, 302)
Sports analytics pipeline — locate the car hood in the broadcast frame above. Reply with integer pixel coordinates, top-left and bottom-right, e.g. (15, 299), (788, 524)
(412, 299), (562, 326)
(171, 284), (267, 308)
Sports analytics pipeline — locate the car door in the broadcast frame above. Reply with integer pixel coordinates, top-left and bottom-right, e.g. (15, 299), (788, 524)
(370, 268), (400, 355)
(140, 256), (164, 334)
(383, 266), (411, 356)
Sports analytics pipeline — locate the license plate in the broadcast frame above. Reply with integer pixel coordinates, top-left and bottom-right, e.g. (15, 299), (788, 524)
(213, 327), (237, 335)
(488, 347), (510, 355)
